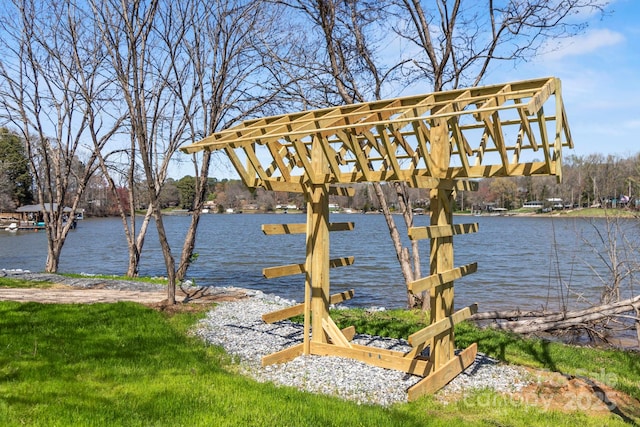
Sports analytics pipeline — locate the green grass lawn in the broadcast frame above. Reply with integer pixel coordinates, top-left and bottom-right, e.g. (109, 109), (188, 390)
(0, 301), (637, 426)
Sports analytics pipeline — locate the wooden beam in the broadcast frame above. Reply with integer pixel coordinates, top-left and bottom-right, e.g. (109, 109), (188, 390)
(408, 263), (477, 294)
(408, 304), (478, 347)
(262, 256), (354, 279)
(526, 78), (555, 115)
(261, 289), (355, 323)
(261, 222), (354, 235)
(407, 343), (478, 401)
(311, 342), (433, 377)
(262, 343), (304, 367)
(408, 223), (479, 240)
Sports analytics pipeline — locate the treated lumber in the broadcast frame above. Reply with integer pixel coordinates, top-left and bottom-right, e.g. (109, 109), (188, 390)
(408, 263), (477, 294)
(408, 223), (478, 240)
(322, 317), (352, 348)
(261, 222), (354, 235)
(262, 343), (304, 367)
(342, 325), (356, 341)
(311, 342), (433, 377)
(261, 289), (355, 323)
(408, 304), (478, 347)
(407, 343), (478, 401)
(262, 256), (354, 279)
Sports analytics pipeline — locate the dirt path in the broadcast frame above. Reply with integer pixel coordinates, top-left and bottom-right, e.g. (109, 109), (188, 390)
(0, 287), (167, 304)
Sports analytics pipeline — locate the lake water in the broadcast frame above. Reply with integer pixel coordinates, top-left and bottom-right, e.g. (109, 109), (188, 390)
(0, 213), (634, 312)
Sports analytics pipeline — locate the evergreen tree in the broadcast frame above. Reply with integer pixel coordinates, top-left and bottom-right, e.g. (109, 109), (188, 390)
(0, 128), (33, 209)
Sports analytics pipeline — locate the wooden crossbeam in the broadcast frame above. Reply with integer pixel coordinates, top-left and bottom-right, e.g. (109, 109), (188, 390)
(408, 223), (479, 240)
(251, 178), (304, 193)
(526, 78), (556, 115)
(261, 289), (355, 323)
(407, 304), (478, 347)
(408, 263), (477, 294)
(407, 343), (478, 401)
(261, 222), (354, 235)
(311, 342), (433, 377)
(262, 256), (354, 279)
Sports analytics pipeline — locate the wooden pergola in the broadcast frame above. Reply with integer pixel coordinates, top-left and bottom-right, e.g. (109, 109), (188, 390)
(182, 77), (573, 400)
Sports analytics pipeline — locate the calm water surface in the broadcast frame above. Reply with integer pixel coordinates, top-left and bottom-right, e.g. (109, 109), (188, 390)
(0, 213), (631, 311)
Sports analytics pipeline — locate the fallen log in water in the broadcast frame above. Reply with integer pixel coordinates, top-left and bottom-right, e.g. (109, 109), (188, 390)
(471, 295), (640, 337)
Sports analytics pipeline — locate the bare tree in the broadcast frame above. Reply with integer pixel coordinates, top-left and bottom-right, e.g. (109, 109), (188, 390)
(174, 0), (286, 282)
(89, 0), (195, 302)
(273, 0), (608, 308)
(0, 0), (119, 272)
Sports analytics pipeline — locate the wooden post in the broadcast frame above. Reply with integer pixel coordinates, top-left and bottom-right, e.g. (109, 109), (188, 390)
(306, 136), (331, 346)
(429, 118), (455, 368)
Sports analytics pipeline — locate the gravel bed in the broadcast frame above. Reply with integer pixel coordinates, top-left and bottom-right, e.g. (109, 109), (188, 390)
(195, 290), (532, 406)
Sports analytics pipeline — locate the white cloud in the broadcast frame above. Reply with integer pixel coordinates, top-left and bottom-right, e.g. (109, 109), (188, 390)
(538, 29), (625, 61)
(623, 119), (640, 129)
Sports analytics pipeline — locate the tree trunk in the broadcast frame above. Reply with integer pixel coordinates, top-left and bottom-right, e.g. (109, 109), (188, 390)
(372, 181), (416, 307)
(153, 209), (176, 304)
(176, 150), (212, 282)
(473, 295), (640, 335)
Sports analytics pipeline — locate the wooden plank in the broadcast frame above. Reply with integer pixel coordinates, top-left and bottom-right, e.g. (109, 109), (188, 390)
(262, 289), (355, 323)
(262, 223), (306, 235)
(263, 256), (354, 279)
(311, 342), (433, 377)
(262, 343), (304, 367)
(322, 317), (352, 348)
(408, 263), (477, 294)
(262, 222), (355, 235)
(408, 304), (478, 347)
(408, 223), (479, 240)
(407, 343), (478, 401)
(526, 78), (555, 115)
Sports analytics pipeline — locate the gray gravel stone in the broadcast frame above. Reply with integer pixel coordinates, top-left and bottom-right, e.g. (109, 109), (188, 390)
(194, 293), (532, 406)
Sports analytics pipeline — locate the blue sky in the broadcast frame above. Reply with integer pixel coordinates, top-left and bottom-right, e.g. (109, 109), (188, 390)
(485, 0), (640, 160)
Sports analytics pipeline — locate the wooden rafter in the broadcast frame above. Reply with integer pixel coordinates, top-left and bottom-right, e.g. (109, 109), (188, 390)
(182, 77), (571, 187)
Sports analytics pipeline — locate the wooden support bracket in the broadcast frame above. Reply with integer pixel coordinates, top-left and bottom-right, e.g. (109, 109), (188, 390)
(263, 256), (354, 279)
(408, 223), (478, 240)
(262, 222), (354, 235)
(322, 317), (352, 348)
(262, 289), (355, 323)
(408, 263), (477, 294)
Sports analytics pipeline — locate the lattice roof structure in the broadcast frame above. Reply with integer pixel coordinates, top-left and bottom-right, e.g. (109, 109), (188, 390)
(182, 77), (572, 189)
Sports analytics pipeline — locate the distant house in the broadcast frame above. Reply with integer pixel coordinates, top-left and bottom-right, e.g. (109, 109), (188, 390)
(15, 204), (83, 223)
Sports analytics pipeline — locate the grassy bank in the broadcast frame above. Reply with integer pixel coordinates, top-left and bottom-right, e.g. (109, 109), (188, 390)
(0, 300), (637, 426)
